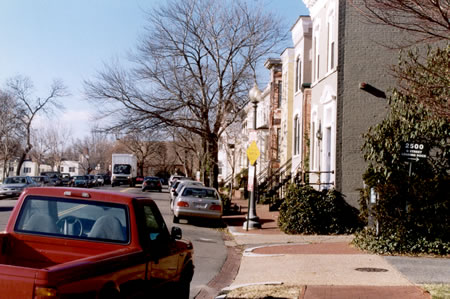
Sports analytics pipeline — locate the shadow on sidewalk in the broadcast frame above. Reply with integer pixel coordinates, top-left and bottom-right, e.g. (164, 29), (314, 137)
(222, 196), (282, 233)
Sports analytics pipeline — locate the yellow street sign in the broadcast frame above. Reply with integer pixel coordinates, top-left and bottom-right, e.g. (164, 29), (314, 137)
(246, 141), (260, 165)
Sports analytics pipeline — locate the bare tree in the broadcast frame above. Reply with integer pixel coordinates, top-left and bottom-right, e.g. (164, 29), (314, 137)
(85, 0), (285, 188)
(353, 0), (450, 47)
(221, 120), (242, 198)
(73, 131), (113, 174)
(0, 91), (23, 180)
(168, 127), (205, 180)
(31, 123), (73, 171)
(116, 130), (164, 176)
(29, 128), (49, 174)
(5, 76), (68, 175)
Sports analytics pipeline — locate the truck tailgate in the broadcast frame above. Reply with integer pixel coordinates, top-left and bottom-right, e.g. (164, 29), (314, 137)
(0, 265), (36, 297)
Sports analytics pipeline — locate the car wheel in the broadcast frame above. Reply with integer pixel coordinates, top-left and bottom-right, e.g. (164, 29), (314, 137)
(173, 265), (193, 299)
(173, 214), (179, 224)
(98, 286), (120, 299)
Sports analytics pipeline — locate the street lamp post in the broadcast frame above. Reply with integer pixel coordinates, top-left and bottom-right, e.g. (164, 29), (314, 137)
(244, 83), (261, 230)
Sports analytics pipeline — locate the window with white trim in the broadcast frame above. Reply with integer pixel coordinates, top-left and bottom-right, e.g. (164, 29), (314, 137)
(277, 81), (282, 108)
(295, 56), (302, 92)
(327, 10), (335, 71)
(294, 115), (300, 155)
(313, 25), (320, 81)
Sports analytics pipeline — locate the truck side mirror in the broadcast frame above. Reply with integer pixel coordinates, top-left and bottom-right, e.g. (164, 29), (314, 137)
(171, 226), (182, 240)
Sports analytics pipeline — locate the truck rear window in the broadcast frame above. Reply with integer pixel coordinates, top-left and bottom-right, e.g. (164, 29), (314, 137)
(14, 196), (129, 243)
(113, 164), (131, 174)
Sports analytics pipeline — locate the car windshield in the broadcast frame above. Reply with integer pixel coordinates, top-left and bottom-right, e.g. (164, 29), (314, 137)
(113, 164), (131, 175)
(75, 176), (87, 180)
(182, 188), (217, 199)
(4, 177), (27, 184)
(15, 196), (129, 243)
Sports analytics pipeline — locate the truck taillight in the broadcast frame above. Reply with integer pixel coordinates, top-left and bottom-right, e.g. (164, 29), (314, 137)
(34, 286), (58, 298)
(177, 201), (189, 207)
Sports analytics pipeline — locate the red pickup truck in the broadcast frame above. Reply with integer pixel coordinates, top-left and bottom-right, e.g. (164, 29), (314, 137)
(0, 187), (194, 298)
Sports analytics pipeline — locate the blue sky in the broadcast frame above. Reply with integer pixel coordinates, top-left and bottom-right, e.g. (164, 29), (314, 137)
(0, 0), (309, 139)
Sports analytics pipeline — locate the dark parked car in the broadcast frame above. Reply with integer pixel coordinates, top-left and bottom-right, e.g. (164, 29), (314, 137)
(135, 176), (145, 186)
(60, 173), (72, 186)
(30, 176), (52, 187)
(101, 174), (111, 185)
(87, 175), (97, 187)
(72, 175), (89, 188)
(142, 176), (163, 192)
(40, 171), (62, 186)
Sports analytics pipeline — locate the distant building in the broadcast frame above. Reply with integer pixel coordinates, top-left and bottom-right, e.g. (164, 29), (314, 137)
(59, 160), (81, 176)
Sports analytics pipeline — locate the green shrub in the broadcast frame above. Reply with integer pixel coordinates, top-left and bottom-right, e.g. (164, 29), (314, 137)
(356, 46), (450, 255)
(278, 184), (362, 234)
(353, 228), (450, 255)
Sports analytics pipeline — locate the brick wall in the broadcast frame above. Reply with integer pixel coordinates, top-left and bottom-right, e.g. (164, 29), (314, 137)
(336, 0), (402, 207)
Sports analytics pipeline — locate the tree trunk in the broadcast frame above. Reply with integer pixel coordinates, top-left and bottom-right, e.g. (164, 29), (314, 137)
(16, 152), (27, 176)
(207, 134), (219, 190)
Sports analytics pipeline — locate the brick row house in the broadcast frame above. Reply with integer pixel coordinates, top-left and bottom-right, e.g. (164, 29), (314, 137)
(219, 0), (402, 208)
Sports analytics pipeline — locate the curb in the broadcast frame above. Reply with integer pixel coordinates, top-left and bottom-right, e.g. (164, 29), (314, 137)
(194, 230), (242, 299)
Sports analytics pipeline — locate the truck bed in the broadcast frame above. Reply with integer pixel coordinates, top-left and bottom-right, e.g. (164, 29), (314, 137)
(0, 233), (123, 269)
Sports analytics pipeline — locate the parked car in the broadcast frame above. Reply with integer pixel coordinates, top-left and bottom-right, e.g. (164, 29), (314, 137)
(30, 176), (52, 187)
(170, 180), (204, 211)
(0, 176), (40, 198)
(72, 175), (89, 188)
(60, 173), (72, 186)
(169, 175), (185, 187)
(87, 175), (97, 187)
(142, 176), (163, 192)
(172, 185), (223, 224)
(94, 175), (104, 186)
(134, 175), (145, 187)
(97, 173), (111, 185)
(40, 171), (62, 186)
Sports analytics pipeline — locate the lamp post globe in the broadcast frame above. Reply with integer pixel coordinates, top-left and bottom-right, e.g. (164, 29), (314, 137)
(249, 83), (262, 104)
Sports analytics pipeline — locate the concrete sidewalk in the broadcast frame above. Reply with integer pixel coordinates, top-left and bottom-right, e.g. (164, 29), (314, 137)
(196, 197), (435, 299)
